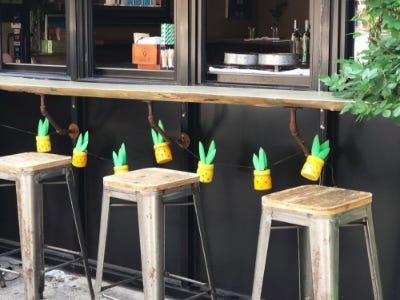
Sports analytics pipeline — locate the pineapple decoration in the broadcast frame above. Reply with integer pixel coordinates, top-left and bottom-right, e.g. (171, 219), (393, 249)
(151, 120), (172, 164)
(301, 134), (330, 181)
(197, 140), (216, 183)
(36, 118), (51, 153)
(112, 143), (129, 174)
(72, 131), (89, 168)
(252, 147), (272, 191)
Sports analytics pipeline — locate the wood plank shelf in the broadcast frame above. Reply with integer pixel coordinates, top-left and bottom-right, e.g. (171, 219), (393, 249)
(0, 76), (348, 111)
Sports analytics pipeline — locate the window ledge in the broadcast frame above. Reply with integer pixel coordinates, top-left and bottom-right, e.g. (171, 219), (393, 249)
(0, 76), (347, 111)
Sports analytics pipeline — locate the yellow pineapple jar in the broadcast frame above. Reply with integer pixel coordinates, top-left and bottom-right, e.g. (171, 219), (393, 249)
(36, 135), (51, 153)
(253, 169), (272, 191)
(153, 142), (172, 164)
(72, 149), (87, 168)
(197, 161), (214, 183)
(301, 155), (324, 181)
(114, 164), (129, 174)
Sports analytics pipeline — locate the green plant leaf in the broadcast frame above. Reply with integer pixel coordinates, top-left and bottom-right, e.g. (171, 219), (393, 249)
(311, 135), (320, 156)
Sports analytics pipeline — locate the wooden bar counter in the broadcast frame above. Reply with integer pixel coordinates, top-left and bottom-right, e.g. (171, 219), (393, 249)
(0, 76), (347, 111)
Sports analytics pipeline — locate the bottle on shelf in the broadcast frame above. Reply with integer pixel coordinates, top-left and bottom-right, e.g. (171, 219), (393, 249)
(290, 19), (302, 59)
(301, 19), (310, 67)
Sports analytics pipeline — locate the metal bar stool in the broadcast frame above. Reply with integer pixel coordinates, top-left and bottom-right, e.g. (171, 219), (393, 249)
(251, 185), (383, 300)
(94, 167), (216, 300)
(0, 152), (94, 299)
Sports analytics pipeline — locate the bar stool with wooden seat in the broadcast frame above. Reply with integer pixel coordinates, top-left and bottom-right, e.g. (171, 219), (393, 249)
(251, 185), (383, 300)
(94, 167), (216, 300)
(0, 152), (94, 299)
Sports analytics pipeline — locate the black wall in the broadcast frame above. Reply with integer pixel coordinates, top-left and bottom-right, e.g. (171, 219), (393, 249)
(0, 90), (399, 299)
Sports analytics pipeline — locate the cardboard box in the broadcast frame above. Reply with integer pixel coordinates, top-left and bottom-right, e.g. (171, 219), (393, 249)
(132, 44), (160, 69)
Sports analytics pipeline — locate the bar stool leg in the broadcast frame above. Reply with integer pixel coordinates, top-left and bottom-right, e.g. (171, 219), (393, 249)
(309, 218), (339, 300)
(192, 184), (216, 300)
(363, 205), (383, 300)
(94, 188), (112, 300)
(137, 192), (164, 300)
(38, 177), (45, 299)
(65, 167), (94, 299)
(15, 174), (43, 300)
(251, 206), (273, 300)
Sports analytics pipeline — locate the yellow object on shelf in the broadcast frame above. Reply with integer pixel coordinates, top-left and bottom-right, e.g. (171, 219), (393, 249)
(72, 149), (87, 168)
(153, 142), (172, 164)
(114, 164), (129, 174)
(301, 155), (324, 181)
(253, 169), (272, 191)
(197, 161), (214, 183)
(36, 135), (51, 153)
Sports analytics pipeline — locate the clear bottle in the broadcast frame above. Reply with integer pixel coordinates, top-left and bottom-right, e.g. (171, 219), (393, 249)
(290, 19), (302, 58)
(301, 19), (311, 66)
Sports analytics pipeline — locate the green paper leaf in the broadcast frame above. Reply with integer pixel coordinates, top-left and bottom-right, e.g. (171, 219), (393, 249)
(151, 128), (159, 145)
(157, 120), (165, 143)
(206, 148), (216, 164)
(318, 147), (330, 160)
(76, 133), (83, 149)
(199, 141), (206, 162)
(311, 135), (320, 156)
(37, 119), (43, 136)
(112, 151), (119, 166)
(119, 143), (126, 165)
(258, 147), (266, 170)
(320, 139), (330, 151)
(253, 153), (260, 170)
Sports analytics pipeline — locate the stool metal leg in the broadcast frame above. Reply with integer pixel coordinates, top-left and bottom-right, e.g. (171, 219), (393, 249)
(251, 206), (273, 300)
(15, 173), (43, 300)
(192, 184), (216, 300)
(66, 167), (94, 299)
(309, 217), (339, 300)
(137, 192), (164, 300)
(363, 205), (383, 300)
(94, 188), (112, 300)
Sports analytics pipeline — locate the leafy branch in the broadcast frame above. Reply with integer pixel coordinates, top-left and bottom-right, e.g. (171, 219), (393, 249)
(75, 131), (89, 152)
(37, 118), (49, 136)
(321, 0), (400, 125)
(112, 143), (127, 167)
(310, 135), (330, 160)
(252, 147), (268, 171)
(199, 140), (216, 164)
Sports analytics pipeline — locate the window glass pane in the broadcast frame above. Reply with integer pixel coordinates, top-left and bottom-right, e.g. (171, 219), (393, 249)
(1, 0), (66, 65)
(92, 0), (174, 72)
(206, 0), (310, 85)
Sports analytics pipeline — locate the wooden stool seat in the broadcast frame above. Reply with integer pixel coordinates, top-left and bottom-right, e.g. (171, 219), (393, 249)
(0, 152), (93, 299)
(95, 168), (216, 300)
(262, 185), (372, 215)
(0, 152), (71, 172)
(103, 167), (199, 192)
(252, 184), (383, 300)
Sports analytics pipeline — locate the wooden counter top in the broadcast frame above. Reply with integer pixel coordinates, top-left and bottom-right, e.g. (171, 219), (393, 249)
(0, 75), (347, 111)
